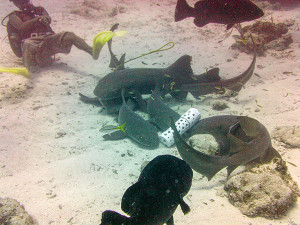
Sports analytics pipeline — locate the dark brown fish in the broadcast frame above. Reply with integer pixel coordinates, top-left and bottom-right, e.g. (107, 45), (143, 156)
(175, 0), (264, 29)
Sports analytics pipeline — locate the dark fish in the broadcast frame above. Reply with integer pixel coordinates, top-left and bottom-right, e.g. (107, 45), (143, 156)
(171, 116), (281, 180)
(175, 0), (264, 30)
(100, 154), (193, 225)
(180, 50), (256, 98)
(103, 89), (159, 149)
(147, 78), (181, 131)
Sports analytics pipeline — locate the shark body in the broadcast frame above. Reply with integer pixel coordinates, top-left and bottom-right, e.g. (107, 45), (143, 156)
(171, 115), (281, 180)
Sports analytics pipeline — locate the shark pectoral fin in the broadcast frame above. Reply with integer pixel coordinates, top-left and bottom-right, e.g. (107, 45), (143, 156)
(170, 90), (188, 101)
(178, 197), (191, 215)
(166, 216), (174, 225)
(103, 130), (127, 141)
(226, 165), (239, 177)
(227, 133), (246, 154)
(79, 93), (101, 106)
(131, 89), (147, 112)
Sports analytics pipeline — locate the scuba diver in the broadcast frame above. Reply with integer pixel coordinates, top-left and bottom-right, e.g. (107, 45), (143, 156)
(5, 0), (94, 71)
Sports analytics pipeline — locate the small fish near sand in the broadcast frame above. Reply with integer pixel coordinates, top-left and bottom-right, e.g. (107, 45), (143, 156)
(175, 0), (264, 30)
(100, 154), (193, 225)
(171, 116), (281, 180)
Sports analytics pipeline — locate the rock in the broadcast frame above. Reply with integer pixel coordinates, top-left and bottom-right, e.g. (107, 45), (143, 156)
(272, 126), (300, 148)
(231, 21), (293, 56)
(0, 197), (38, 225)
(224, 158), (300, 219)
(211, 101), (229, 111)
(188, 134), (219, 156)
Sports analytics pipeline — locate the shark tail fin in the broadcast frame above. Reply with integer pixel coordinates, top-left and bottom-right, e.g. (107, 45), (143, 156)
(100, 210), (129, 224)
(175, 0), (195, 22)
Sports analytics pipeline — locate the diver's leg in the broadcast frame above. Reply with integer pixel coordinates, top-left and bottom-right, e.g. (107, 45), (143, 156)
(22, 39), (38, 71)
(62, 32), (93, 56)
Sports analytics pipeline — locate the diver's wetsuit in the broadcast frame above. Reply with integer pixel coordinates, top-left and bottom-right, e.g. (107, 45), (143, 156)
(7, 3), (93, 70)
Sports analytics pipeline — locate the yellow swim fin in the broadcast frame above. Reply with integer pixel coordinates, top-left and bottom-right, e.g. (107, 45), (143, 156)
(93, 30), (127, 60)
(0, 67), (30, 78)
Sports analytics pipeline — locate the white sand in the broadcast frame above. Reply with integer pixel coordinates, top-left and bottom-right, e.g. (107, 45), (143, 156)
(0, 0), (299, 224)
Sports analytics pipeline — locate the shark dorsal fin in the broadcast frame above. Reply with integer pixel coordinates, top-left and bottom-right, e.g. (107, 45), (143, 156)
(205, 68), (221, 82)
(237, 116), (263, 138)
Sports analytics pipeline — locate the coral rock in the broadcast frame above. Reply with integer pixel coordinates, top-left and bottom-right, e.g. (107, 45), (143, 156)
(224, 158), (299, 219)
(0, 197), (38, 225)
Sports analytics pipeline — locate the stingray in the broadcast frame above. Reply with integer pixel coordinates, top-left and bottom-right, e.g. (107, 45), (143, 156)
(100, 154), (193, 225)
(171, 116), (281, 180)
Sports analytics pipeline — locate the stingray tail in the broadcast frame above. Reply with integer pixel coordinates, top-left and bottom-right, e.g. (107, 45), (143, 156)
(100, 210), (130, 225)
(175, 0), (195, 22)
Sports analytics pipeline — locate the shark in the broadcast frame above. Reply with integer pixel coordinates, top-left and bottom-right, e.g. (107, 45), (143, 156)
(171, 115), (281, 180)
(100, 154), (193, 225)
(146, 77), (181, 131)
(80, 35), (256, 113)
(103, 89), (159, 149)
(180, 50), (256, 98)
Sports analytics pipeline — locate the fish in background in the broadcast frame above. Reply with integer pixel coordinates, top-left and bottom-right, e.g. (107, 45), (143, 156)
(100, 154), (193, 225)
(175, 0), (264, 30)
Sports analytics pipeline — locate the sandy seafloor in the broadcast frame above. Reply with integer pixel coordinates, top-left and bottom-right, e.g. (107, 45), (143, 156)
(0, 0), (300, 224)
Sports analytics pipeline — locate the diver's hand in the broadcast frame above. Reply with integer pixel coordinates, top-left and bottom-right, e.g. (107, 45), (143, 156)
(38, 16), (51, 25)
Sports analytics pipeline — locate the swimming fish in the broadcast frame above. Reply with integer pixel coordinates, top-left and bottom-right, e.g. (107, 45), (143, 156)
(171, 116), (281, 180)
(100, 122), (126, 133)
(103, 89), (159, 149)
(147, 77), (181, 131)
(175, 0), (264, 30)
(100, 154), (193, 225)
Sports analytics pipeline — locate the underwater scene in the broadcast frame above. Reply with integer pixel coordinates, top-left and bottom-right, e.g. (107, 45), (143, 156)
(0, 0), (300, 224)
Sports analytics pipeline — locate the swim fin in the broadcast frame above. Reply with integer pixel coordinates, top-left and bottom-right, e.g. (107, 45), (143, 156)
(92, 30), (127, 60)
(0, 67), (30, 78)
